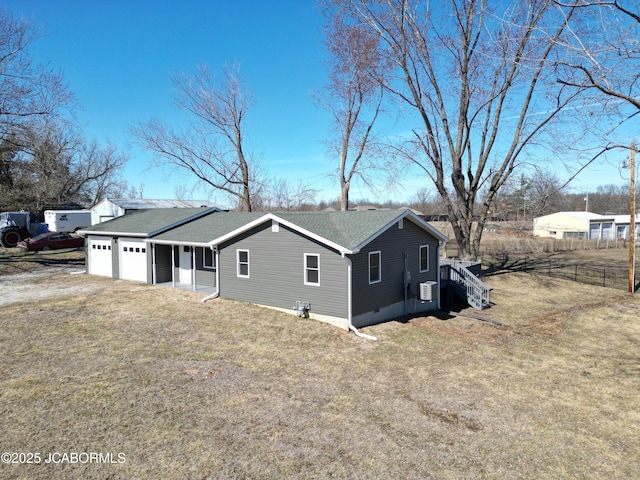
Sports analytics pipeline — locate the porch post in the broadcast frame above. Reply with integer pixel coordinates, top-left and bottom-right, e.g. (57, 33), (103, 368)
(192, 246), (196, 291)
(151, 243), (156, 285)
(171, 245), (176, 287)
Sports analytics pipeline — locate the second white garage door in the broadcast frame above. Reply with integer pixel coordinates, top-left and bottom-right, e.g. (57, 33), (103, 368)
(119, 238), (148, 282)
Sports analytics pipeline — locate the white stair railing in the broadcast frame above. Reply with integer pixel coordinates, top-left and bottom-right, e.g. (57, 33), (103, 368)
(441, 261), (491, 310)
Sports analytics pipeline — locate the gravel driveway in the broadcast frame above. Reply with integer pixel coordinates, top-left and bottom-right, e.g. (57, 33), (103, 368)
(0, 266), (99, 307)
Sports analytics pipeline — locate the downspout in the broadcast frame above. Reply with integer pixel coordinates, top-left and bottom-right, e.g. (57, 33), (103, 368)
(343, 253), (377, 341)
(202, 247), (220, 303)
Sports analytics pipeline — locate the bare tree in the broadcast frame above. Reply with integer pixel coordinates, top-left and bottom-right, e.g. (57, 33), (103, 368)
(318, 9), (385, 211)
(132, 63), (259, 211)
(266, 177), (319, 211)
(556, 2), (640, 112)
(331, 0), (596, 259)
(3, 119), (128, 211)
(0, 8), (71, 139)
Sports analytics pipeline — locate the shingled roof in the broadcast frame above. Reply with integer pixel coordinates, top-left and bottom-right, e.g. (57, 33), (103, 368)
(150, 210), (448, 253)
(77, 207), (219, 237)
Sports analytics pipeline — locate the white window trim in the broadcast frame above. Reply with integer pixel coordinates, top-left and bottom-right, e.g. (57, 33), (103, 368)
(203, 247), (216, 270)
(419, 245), (429, 273)
(369, 251), (381, 284)
(237, 249), (250, 278)
(304, 253), (320, 286)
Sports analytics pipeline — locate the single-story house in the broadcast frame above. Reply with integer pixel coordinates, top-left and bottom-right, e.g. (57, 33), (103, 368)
(90, 198), (222, 225)
(79, 207), (219, 281)
(79, 209), (448, 330)
(533, 211), (640, 240)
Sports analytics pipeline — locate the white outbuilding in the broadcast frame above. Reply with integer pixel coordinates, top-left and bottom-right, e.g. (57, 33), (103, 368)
(533, 211), (640, 240)
(90, 198), (221, 225)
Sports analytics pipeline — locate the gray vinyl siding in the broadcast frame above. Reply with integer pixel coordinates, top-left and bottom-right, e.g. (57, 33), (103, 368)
(111, 239), (119, 279)
(146, 246), (153, 284)
(218, 222), (348, 318)
(154, 244), (173, 283)
(351, 219), (440, 317)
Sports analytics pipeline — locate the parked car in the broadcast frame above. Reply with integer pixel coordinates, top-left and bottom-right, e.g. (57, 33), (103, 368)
(17, 232), (84, 251)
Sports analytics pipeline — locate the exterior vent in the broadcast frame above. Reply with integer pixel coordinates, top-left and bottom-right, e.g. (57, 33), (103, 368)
(419, 281), (437, 301)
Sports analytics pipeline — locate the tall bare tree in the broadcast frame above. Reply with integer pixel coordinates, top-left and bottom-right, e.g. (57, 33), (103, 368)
(0, 8), (71, 139)
(556, 1), (640, 111)
(318, 10), (385, 211)
(331, 0), (595, 259)
(132, 63), (259, 211)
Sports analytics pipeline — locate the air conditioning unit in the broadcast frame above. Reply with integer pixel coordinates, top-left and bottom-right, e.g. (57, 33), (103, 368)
(419, 281), (437, 301)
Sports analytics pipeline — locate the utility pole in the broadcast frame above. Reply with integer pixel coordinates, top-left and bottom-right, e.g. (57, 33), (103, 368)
(629, 143), (636, 293)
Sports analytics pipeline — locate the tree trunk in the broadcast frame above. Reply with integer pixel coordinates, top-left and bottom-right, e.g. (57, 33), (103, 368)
(340, 180), (350, 211)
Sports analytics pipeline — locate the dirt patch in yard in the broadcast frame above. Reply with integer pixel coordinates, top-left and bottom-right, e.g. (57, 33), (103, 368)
(0, 268), (103, 307)
(0, 247), (96, 306)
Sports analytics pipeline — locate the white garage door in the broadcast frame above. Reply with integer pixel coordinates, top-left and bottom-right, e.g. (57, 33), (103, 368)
(119, 238), (148, 282)
(88, 237), (113, 277)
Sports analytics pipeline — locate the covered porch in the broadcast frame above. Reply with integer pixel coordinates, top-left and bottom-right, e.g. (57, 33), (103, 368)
(148, 241), (218, 294)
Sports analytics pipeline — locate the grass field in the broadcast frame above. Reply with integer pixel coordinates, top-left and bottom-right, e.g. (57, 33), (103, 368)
(0, 248), (638, 479)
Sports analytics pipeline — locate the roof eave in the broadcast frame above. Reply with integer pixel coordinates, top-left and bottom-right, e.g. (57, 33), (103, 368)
(146, 239), (212, 247)
(352, 210), (449, 252)
(77, 230), (149, 238)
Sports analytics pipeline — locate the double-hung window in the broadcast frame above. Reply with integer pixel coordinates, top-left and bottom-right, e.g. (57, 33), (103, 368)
(204, 248), (216, 269)
(237, 249), (249, 277)
(419, 245), (429, 272)
(304, 254), (320, 285)
(369, 251), (381, 284)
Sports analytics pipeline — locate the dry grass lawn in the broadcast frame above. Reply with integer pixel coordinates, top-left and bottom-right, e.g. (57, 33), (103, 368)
(0, 248), (638, 479)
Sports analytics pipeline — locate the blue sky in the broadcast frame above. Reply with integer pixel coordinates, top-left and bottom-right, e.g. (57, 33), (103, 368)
(2, 0), (632, 208)
(4, 0), (347, 206)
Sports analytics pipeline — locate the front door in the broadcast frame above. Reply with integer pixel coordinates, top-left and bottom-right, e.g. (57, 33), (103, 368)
(179, 246), (192, 284)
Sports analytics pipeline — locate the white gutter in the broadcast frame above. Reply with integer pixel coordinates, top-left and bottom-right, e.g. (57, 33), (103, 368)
(146, 239), (211, 247)
(343, 254), (377, 341)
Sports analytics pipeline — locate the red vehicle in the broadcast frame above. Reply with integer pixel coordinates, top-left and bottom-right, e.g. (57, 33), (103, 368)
(17, 232), (84, 251)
